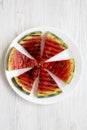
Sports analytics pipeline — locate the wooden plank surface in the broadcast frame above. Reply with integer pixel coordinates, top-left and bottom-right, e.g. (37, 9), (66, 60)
(0, 0), (86, 130)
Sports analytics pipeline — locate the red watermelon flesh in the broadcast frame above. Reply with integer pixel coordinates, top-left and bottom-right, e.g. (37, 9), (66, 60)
(43, 59), (75, 84)
(41, 31), (68, 62)
(7, 48), (38, 70)
(18, 31), (42, 62)
(12, 67), (38, 94)
(37, 68), (62, 97)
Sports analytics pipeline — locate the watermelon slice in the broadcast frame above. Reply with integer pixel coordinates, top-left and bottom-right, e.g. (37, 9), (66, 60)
(43, 59), (75, 84)
(18, 31), (42, 62)
(37, 68), (62, 98)
(7, 47), (37, 70)
(41, 31), (68, 62)
(12, 67), (38, 94)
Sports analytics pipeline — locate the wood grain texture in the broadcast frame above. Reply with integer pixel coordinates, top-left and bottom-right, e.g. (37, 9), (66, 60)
(0, 0), (86, 130)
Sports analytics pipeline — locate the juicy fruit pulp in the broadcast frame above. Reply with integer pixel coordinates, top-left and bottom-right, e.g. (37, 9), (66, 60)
(7, 48), (37, 70)
(43, 59), (75, 84)
(18, 31), (42, 62)
(37, 68), (62, 97)
(41, 31), (68, 62)
(12, 67), (38, 94)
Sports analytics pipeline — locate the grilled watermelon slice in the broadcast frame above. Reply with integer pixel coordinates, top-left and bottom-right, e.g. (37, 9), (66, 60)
(43, 59), (75, 84)
(12, 67), (38, 94)
(42, 31), (68, 62)
(18, 31), (42, 62)
(37, 68), (62, 98)
(7, 47), (37, 70)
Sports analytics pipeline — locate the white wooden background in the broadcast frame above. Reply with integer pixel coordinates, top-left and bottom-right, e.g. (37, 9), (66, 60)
(0, 0), (86, 130)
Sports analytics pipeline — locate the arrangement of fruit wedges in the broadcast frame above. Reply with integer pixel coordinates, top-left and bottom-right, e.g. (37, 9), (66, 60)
(7, 31), (75, 98)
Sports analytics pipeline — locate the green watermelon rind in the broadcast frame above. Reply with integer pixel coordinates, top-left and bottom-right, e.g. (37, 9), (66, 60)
(18, 31), (42, 44)
(12, 78), (30, 95)
(37, 89), (62, 98)
(46, 31), (68, 49)
(7, 47), (15, 70)
(66, 59), (75, 84)
(28, 31), (42, 36)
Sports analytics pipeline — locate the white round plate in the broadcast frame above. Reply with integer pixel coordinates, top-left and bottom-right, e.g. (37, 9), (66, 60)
(5, 27), (83, 105)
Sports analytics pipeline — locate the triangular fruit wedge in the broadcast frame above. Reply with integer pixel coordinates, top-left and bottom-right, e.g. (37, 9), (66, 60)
(37, 68), (62, 98)
(7, 47), (37, 70)
(12, 67), (38, 94)
(41, 31), (68, 62)
(18, 31), (42, 62)
(43, 59), (75, 84)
